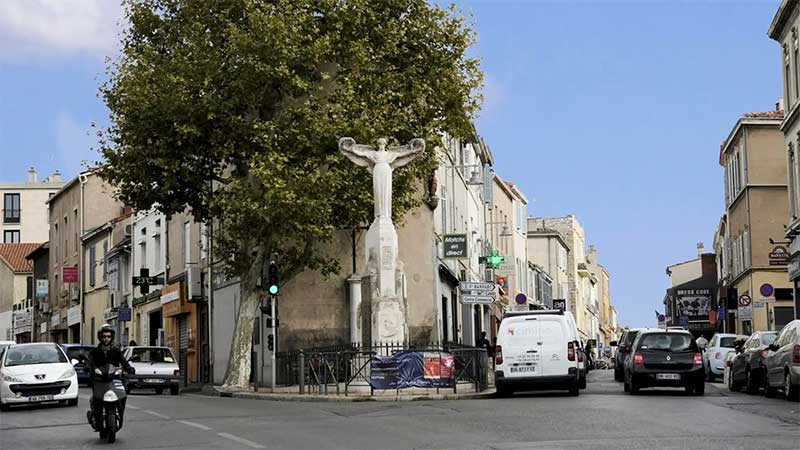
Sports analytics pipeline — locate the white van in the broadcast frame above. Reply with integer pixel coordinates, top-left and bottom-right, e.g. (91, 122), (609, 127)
(563, 312), (587, 389)
(495, 310), (580, 396)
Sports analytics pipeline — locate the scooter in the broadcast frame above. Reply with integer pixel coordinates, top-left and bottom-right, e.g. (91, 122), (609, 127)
(87, 364), (132, 443)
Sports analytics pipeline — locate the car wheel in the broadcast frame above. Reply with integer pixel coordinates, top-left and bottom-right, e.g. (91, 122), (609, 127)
(569, 377), (579, 396)
(0, 399), (9, 412)
(155, 388), (163, 395)
(693, 381), (705, 396)
(495, 384), (512, 398)
(623, 375), (631, 393)
(170, 386), (179, 396)
(67, 398), (78, 407)
(629, 378), (639, 395)
(727, 370), (737, 391)
(785, 371), (800, 402)
(684, 385), (694, 395)
(745, 367), (759, 395)
(614, 368), (623, 382)
(706, 368), (714, 382)
(579, 373), (587, 389)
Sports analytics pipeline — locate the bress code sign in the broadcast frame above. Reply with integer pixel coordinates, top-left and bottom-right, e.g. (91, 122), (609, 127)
(442, 234), (467, 259)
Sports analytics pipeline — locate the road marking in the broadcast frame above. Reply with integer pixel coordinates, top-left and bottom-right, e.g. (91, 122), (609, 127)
(177, 420), (213, 431)
(143, 409), (170, 419)
(127, 405), (141, 410)
(217, 432), (265, 449)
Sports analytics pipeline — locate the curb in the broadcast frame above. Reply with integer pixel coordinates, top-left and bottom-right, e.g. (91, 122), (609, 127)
(189, 386), (496, 402)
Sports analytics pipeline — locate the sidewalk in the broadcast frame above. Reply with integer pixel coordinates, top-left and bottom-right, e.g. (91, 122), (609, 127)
(185, 384), (496, 402)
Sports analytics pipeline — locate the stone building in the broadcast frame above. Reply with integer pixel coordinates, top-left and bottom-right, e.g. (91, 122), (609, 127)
(1, 167), (64, 243)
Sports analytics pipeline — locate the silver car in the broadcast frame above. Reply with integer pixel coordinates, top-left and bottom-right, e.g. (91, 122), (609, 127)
(122, 346), (181, 395)
(763, 319), (800, 401)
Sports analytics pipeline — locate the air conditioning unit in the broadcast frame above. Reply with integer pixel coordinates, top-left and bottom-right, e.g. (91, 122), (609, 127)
(124, 224), (132, 236)
(186, 265), (202, 301)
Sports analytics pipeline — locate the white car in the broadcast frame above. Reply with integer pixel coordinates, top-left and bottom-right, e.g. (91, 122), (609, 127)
(123, 346), (181, 395)
(495, 309), (581, 396)
(704, 333), (748, 381)
(0, 343), (79, 411)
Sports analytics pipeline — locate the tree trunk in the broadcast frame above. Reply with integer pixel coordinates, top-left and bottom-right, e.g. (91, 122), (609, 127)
(222, 248), (265, 389)
(221, 285), (261, 389)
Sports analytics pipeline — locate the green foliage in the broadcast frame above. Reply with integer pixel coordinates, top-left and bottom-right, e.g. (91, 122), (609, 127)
(97, 0), (483, 281)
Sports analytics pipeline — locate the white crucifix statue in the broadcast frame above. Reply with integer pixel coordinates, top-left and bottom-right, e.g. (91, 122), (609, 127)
(339, 137), (425, 343)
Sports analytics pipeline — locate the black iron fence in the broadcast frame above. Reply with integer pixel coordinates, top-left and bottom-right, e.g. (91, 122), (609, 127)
(274, 341), (489, 395)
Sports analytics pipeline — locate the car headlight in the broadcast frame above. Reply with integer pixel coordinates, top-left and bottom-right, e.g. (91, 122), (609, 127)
(58, 367), (76, 380)
(103, 390), (118, 402)
(1, 371), (23, 383)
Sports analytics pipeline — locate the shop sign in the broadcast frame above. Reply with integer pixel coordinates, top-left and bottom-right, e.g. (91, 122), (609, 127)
(442, 234), (468, 259)
(162, 282), (184, 317)
(51, 313), (61, 327)
(67, 305), (81, 326)
(674, 288), (712, 320)
(40, 322), (47, 334)
(769, 246), (789, 266)
(13, 309), (32, 334)
(789, 256), (800, 280)
(36, 279), (48, 298)
(63, 266), (79, 283)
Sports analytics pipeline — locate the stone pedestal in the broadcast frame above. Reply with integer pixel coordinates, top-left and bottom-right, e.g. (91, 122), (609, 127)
(365, 217), (398, 298)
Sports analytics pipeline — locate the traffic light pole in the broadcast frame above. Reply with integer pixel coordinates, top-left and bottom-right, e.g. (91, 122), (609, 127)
(270, 296), (276, 391)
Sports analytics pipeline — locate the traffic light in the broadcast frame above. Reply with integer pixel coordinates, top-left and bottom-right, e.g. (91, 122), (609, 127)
(268, 261), (279, 295)
(267, 334), (274, 352)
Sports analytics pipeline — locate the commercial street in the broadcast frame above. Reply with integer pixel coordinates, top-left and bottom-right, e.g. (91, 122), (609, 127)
(2, 371), (798, 450)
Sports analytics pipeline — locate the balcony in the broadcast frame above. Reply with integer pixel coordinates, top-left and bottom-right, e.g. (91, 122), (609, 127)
(3, 209), (21, 224)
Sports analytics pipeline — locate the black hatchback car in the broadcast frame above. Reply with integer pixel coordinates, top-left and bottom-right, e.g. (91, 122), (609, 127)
(624, 330), (705, 395)
(612, 328), (652, 382)
(59, 344), (94, 386)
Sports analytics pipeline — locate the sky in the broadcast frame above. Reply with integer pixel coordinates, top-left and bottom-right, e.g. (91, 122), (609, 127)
(0, 0), (783, 328)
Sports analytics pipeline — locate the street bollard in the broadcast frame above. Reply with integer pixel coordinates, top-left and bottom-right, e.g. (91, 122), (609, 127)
(299, 350), (305, 395)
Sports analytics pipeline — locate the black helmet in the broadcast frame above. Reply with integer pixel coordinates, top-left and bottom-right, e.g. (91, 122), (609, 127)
(97, 323), (115, 342)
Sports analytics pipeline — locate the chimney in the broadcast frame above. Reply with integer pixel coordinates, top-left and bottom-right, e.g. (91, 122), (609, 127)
(778, 97), (785, 111)
(28, 166), (37, 183)
(49, 170), (63, 183)
(697, 242), (704, 256)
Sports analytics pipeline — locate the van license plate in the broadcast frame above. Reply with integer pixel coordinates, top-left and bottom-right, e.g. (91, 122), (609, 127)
(510, 366), (536, 373)
(29, 395), (54, 402)
(146, 378), (165, 383)
(656, 373), (680, 380)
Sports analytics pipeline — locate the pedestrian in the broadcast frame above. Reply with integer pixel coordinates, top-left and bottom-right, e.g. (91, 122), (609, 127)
(128, 339), (137, 347)
(476, 331), (492, 355)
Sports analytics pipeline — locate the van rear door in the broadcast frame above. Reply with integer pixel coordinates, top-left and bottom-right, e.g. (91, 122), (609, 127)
(538, 316), (571, 377)
(500, 318), (542, 379)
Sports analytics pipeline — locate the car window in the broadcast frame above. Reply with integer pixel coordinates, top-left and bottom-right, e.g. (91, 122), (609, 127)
(128, 348), (176, 363)
(719, 337), (737, 348)
(638, 334), (695, 352)
(708, 336), (717, 347)
(760, 333), (777, 346)
(4, 345), (68, 367)
(624, 331), (638, 346)
(65, 346), (92, 361)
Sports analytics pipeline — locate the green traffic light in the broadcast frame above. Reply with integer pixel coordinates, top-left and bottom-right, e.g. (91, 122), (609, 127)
(269, 285), (279, 295)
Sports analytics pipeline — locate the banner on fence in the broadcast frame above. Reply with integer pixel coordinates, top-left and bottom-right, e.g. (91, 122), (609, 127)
(370, 351), (455, 389)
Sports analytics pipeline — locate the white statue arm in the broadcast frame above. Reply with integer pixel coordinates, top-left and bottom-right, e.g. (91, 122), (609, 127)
(389, 138), (426, 169)
(339, 137), (375, 173)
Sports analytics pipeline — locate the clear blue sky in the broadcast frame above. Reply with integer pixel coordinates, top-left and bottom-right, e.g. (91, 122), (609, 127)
(0, 1), (782, 328)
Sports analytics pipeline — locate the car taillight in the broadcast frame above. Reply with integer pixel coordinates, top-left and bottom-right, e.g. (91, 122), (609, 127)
(693, 353), (702, 365)
(174, 369), (181, 376)
(495, 345), (503, 365)
(760, 349), (768, 360)
(633, 352), (644, 365)
(567, 341), (575, 361)
(793, 344), (800, 365)
(715, 352), (721, 360)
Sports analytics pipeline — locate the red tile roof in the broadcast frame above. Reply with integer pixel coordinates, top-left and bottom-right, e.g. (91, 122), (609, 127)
(0, 243), (40, 273)
(743, 110), (784, 119)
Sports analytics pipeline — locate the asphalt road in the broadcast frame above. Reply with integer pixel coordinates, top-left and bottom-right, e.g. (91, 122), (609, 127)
(1, 370), (798, 450)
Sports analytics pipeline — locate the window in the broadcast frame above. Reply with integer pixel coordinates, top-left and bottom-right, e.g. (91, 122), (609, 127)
(3, 193), (20, 223)
(794, 29), (799, 104)
(89, 244), (96, 287)
(154, 233), (161, 273)
(184, 222), (191, 265)
(790, 145), (798, 217)
(74, 209), (78, 251)
(3, 230), (20, 243)
(102, 241), (108, 282)
(786, 45), (793, 107)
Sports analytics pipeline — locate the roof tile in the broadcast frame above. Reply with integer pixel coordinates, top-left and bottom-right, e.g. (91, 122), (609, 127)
(0, 243), (41, 273)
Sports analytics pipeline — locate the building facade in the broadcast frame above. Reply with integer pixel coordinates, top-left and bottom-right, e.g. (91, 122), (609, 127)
(664, 252), (719, 339)
(1, 167), (64, 243)
(0, 243), (38, 341)
(718, 110), (792, 332)
(769, 0), (800, 322)
(526, 218), (570, 303)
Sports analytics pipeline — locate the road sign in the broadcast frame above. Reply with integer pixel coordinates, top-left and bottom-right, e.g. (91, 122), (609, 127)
(515, 293), (527, 305)
(117, 307), (131, 322)
(760, 283), (774, 297)
(738, 294), (752, 307)
(754, 301), (766, 308)
(459, 282), (494, 292)
(552, 299), (566, 311)
(738, 306), (753, 319)
(461, 294), (494, 305)
(496, 261), (514, 276)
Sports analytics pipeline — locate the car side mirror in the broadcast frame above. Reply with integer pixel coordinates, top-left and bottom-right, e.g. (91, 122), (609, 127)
(610, 341), (618, 347)
(768, 343), (779, 351)
(71, 358), (79, 366)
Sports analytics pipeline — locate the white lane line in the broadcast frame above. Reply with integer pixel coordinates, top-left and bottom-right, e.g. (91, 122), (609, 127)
(127, 405), (141, 410)
(217, 432), (265, 449)
(143, 409), (170, 419)
(177, 420), (213, 431)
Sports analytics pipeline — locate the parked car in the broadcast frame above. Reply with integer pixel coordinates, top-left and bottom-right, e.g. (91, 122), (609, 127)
(729, 331), (777, 394)
(703, 333), (748, 381)
(123, 346), (181, 395)
(0, 340), (16, 357)
(563, 311), (586, 389)
(59, 344), (94, 386)
(0, 343), (79, 411)
(763, 319), (800, 401)
(623, 329), (705, 395)
(723, 349), (737, 388)
(494, 309), (581, 396)
(612, 328), (655, 382)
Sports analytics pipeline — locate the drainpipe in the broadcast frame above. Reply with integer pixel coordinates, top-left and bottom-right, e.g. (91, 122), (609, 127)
(78, 173), (89, 343)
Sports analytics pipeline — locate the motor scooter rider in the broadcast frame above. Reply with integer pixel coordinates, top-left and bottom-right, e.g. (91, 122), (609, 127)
(86, 324), (134, 436)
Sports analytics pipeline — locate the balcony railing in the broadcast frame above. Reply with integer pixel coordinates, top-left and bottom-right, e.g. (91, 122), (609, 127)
(3, 209), (21, 224)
